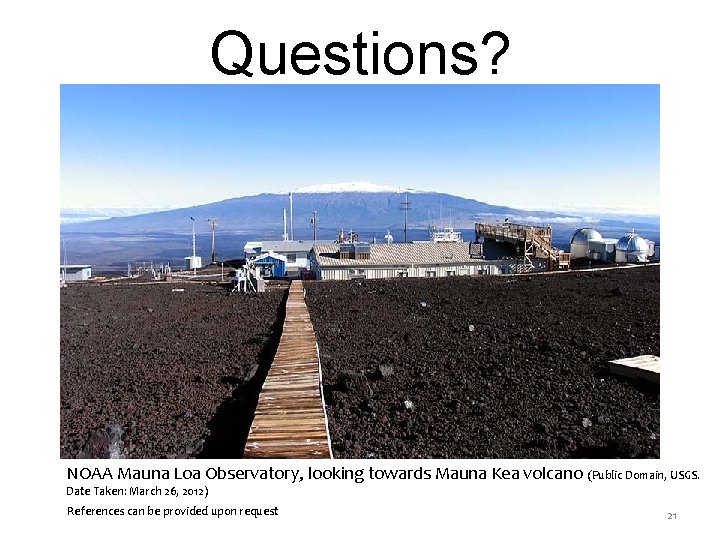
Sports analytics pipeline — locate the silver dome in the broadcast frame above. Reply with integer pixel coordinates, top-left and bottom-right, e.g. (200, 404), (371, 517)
(617, 233), (649, 253)
(570, 228), (603, 245)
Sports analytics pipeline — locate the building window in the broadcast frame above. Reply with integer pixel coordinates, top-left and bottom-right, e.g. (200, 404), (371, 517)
(447, 270), (456, 276)
(398, 270), (408, 277)
(286, 253), (297, 263)
(348, 268), (366, 280)
(425, 270), (437, 278)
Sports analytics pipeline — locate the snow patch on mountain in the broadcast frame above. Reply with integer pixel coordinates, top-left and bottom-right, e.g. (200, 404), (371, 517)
(285, 181), (424, 194)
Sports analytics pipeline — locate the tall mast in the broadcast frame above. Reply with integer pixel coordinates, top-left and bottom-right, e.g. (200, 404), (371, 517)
(190, 217), (196, 257)
(283, 208), (288, 241)
(190, 217), (196, 276)
(208, 217), (218, 264)
(289, 191), (294, 241)
(401, 193), (411, 243)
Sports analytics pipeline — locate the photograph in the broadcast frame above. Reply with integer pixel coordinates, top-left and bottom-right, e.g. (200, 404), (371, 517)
(60, 84), (660, 460)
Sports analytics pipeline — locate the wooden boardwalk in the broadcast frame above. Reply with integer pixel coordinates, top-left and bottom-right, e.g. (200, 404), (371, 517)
(608, 355), (660, 384)
(244, 281), (332, 458)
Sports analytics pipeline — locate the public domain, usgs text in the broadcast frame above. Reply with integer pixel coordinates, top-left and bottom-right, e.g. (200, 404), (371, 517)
(587, 469), (699, 482)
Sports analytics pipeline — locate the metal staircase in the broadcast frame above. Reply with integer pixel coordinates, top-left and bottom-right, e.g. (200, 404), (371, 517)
(475, 222), (570, 271)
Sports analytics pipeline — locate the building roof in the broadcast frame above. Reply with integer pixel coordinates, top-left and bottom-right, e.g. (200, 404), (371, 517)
(571, 228), (603, 244)
(311, 242), (482, 267)
(254, 250), (288, 263)
(261, 240), (316, 252)
(617, 233), (650, 253)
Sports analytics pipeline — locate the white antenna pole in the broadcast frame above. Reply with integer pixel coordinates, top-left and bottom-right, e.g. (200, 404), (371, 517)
(208, 217), (217, 264)
(191, 217), (196, 276)
(283, 208), (288, 241)
(289, 191), (294, 241)
(191, 217), (196, 257)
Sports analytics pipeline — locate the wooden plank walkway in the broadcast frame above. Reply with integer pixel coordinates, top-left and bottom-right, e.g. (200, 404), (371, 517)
(244, 281), (332, 458)
(608, 355), (660, 384)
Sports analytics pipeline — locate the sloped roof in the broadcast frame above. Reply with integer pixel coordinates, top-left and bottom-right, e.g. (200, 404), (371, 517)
(254, 250), (288, 263)
(311, 243), (481, 267)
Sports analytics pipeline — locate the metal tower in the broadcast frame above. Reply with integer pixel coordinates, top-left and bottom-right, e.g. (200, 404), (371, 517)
(208, 217), (218, 264)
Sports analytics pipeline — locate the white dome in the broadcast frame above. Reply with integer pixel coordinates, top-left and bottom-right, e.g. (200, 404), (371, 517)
(617, 233), (649, 253)
(570, 228), (603, 245)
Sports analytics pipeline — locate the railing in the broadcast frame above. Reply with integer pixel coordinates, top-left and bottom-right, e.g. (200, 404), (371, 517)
(476, 222), (570, 270)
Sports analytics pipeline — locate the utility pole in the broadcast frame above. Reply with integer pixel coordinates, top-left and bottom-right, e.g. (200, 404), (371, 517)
(401, 194), (411, 243)
(208, 218), (218, 264)
(311, 210), (318, 241)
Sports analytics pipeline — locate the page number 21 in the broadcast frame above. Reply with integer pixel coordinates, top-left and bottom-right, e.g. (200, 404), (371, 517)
(667, 513), (677, 520)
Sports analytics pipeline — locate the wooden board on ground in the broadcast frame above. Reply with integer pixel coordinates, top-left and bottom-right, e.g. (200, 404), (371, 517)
(608, 355), (660, 384)
(244, 280), (332, 458)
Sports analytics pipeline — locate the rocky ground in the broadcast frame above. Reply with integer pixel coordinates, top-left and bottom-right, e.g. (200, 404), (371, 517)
(304, 265), (660, 459)
(60, 265), (659, 459)
(60, 279), (288, 459)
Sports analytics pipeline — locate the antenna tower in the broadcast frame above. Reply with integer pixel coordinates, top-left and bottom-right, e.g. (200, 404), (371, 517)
(283, 208), (288, 241)
(311, 210), (318, 241)
(401, 193), (411, 243)
(289, 192), (294, 241)
(190, 217), (196, 276)
(208, 218), (218, 264)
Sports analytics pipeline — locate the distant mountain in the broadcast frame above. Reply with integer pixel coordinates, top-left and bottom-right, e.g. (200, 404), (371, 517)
(61, 182), (579, 237)
(60, 206), (175, 224)
(59, 182), (660, 272)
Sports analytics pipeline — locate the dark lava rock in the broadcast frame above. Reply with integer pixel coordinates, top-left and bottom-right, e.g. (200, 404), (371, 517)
(305, 266), (660, 459)
(375, 364), (395, 379)
(244, 364), (259, 381)
(78, 423), (124, 459)
(337, 371), (373, 401)
(60, 281), (288, 459)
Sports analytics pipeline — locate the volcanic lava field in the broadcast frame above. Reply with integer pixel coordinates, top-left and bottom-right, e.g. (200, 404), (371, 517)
(60, 265), (659, 459)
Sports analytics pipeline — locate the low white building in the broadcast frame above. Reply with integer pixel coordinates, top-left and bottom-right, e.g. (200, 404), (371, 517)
(616, 232), (655, 263)
(245, 240), (316, 277)
(184, 255), (202, 270)
(309, 242), (514, 281)
(60, 265), (92, 281)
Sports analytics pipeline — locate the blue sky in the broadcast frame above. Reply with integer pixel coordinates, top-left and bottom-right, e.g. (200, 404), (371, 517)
(61, 84), (659, 214)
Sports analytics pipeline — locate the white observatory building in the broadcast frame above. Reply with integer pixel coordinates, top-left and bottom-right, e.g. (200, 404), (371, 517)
(569, 228), (655, 263)
(615, 231), (653, 263)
